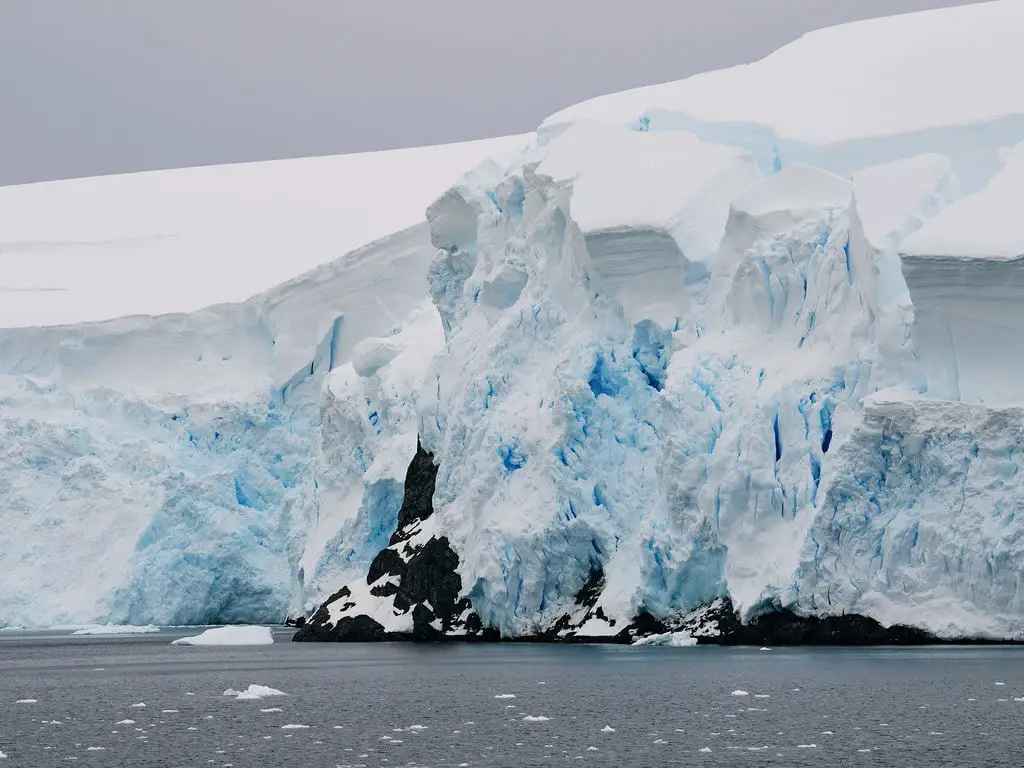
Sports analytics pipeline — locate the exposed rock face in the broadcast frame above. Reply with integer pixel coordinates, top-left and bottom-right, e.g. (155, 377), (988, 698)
(293, 440), (495, 642)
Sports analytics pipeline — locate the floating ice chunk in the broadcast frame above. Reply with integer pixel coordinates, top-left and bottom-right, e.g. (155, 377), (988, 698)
(406, 725), (428, 731)
(15, 699), (36, 704)
(280, 724), (310, 730)
(86, 747), (106, 751)
(161, 709), (178, 714)
(130, 703), (146, 708)
(587, 746), (598, 751)
(995, 682), (1006, 686)
(754, 694), (770, 699)
(1014, 697), (1024, 702)
(633, 631), (698, 647)
(223, 685), (286, 700)
(858, 748), (872, 753)
(699, 747), (712, 753)
(797, 744), (817, 748)
(494, 694), (516, 699)
(72, 624), (159, 635)
(600, 725), (616, 733)
(260, 708), (283, 713)
(759, 647), (772, 651)
(172, 626), (273, 646)
(115, 720), (135, 726)
(653, 738), (668, 744)
(821, 730), (834, 735)
(0, 751), (6, 759)
(522, 716), (551, 722)
(730, 690), (749, 697)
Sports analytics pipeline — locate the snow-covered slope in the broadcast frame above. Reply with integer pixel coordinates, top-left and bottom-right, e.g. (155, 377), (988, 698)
(0, 136), (530, 328)
(541, 0), (1024, 193)
(0, 135), (530, 628)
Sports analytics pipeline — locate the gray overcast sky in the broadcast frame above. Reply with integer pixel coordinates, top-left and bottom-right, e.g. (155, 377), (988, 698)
(0, 0), (982, 186)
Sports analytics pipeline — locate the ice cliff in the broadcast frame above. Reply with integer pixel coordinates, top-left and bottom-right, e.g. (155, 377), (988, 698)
(5, 1), (1024, 641)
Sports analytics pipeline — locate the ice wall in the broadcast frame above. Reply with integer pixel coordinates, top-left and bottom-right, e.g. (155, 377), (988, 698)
(0, 225), (437, 628)
(411, 115), (1024, 639)
(900, 142), (1024, 404)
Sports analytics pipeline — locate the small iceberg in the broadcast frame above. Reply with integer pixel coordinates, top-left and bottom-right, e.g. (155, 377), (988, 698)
(172, 626), (273, 646)
(222, 685), (286, 700)
(633, 631), (698, 647)
(522, 715), (551, 722)
(730, 690), (749, 697)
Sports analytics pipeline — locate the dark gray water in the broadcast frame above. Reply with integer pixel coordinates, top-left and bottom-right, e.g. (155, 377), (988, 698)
(1, 630), (1022, 767)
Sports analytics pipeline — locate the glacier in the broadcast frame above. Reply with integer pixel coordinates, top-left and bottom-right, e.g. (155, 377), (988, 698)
(0, 135), (531, 628)
(4, 1), (1024, 642)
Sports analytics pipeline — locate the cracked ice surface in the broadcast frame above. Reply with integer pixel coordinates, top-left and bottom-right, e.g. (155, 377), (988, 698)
(417, 113), (1023, 639)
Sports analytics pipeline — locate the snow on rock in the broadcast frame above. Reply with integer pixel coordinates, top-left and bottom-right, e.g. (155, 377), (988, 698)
(71, 624), (160, 636)
(297, 299), (445, 612)
(171, 626), (273, 646)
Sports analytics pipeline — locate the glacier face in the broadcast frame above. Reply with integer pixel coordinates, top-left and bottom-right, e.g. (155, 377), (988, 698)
(0, 224), (439, 628)
(4, 3), (1024, 640)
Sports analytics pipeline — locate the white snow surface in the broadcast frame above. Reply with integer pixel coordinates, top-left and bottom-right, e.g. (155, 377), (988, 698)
(541, 1), (1024, 191)
(3, 1), (1024, 640)
(171, 626), (273, 646)
(0, 135), (531, 328)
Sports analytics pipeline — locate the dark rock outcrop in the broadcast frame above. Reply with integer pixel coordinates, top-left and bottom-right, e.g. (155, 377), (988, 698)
(294, 439), (493, 643)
